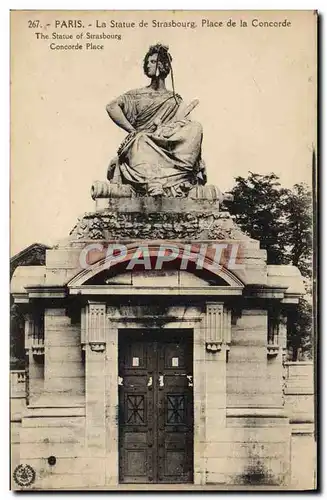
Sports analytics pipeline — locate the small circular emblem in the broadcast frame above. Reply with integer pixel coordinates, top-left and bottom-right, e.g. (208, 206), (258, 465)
(13, 464), (36, 487)
(47, 455), (56, 466)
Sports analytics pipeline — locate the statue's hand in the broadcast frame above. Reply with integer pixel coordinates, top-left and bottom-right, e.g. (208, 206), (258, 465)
(107, 156), (118, 181)
(117, 130), (137, 158)
(155, 119), (189, 139)
(155, 125), (175, 138)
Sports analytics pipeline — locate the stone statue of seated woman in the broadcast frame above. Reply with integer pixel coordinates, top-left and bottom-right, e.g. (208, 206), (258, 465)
(105, 43), (207, 197)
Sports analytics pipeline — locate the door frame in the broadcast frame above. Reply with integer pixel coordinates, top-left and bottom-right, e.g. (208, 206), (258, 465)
(85, 302), (228, 486)
(103, 303), (207, 486)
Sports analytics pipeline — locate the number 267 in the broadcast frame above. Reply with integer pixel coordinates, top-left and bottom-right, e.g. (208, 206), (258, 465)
(28, 20), (40, 28)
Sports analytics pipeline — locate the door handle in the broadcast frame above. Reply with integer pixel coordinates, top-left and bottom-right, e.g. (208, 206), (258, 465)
(118, 376), (124, 386)
(147, 376), (153, 388)
(187, 375), (193, 387)
(159, 374), (164, 387)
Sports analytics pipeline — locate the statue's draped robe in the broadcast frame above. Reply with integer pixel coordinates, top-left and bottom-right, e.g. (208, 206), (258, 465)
(112, 88), (205, 196)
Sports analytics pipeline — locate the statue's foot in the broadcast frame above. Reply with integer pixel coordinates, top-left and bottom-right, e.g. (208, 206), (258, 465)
(147, 182), (164, 197)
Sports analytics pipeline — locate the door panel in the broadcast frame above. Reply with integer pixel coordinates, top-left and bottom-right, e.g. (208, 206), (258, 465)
(119, 336), (155, 483)
(157, 338), (193, 483)
(118, 330), (193, 484)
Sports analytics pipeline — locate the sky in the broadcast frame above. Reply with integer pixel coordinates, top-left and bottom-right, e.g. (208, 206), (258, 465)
(10, 10), (316, 255)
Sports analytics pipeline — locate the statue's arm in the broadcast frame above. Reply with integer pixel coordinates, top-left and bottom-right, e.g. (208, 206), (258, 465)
(106, 98), (135, 134)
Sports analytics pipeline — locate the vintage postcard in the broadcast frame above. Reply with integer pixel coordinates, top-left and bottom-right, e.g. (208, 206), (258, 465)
(10, 10), (317, 491)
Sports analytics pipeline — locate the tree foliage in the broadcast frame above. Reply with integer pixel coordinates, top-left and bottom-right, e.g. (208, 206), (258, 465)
(224, 172), (313, 359)
(282, 183), (313, 279)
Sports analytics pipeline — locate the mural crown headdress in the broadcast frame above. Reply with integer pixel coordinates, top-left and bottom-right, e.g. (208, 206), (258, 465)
(149, 43), (177, 104)
(149, 42), (171, 59)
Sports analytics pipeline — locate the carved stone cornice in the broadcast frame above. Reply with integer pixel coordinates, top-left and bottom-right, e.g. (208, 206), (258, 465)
(69, 202), (249, 241)
(204, 302), (232, 356)
(205, 302), (223, 353)
(267, 345), (279, 357)
(31, 345), (45, 357)
(267, 309), (283, 357)
(89, 342), (106, 352)
(206, 342), (222, 353)
(82, 302), (107, 352)
(24, 311), (45, 359)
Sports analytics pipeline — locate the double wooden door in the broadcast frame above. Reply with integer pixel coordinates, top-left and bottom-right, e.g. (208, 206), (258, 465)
(118, 330), (194, 484)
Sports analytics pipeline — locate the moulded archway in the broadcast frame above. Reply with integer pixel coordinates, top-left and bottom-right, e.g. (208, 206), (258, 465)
(67, 242), (245, 291)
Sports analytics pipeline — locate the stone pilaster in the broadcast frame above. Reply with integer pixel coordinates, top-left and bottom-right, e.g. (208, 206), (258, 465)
(104, 322), (119, 486)
(85, 302), (107, 483)
(193, 322), (206, 485)
(24, 313), (33, 352)
(87, 302), (106, 352)
(81, 306), (86, 351)
(205, 302), (224, 352)
(267, 309), (287, 409)
(25, 311), (44, 403)
(204, 302), (230, 484)
(279, 312), (288, 362)
(267, 309), (281, 357)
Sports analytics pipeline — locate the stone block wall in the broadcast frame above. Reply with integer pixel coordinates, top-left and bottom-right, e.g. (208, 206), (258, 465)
(10, 307), (89, 490)
(284, 362), (315, 489)
(10, 371), (26, 488)
(204, 348), (227, 484)
(227, 309), (281, 407)
(44, 308), (84, 401)
(221, 309), (289, 485)
(18, 412), (90, 489)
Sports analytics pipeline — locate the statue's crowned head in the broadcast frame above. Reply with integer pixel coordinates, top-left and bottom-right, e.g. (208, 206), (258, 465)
(143, 43), (172, 79)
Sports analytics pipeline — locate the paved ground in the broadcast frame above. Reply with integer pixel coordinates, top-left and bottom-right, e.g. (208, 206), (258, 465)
(29, 484), (311, 492)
